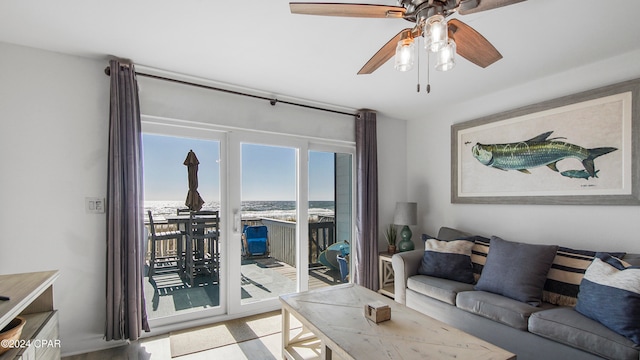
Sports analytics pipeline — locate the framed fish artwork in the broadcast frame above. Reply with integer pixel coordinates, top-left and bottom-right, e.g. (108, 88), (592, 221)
(451, 78), (640, 205)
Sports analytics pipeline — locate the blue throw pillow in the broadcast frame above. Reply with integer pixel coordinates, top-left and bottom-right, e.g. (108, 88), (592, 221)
(575, 253), (640, 345)
(418, 238), (475, 284)
(474, 236), (558, 306)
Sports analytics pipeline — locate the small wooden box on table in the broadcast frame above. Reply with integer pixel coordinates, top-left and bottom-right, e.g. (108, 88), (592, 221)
(280, 283), (515, 360)
(363, 301), (390, 323)
(0, 271), (60, 360)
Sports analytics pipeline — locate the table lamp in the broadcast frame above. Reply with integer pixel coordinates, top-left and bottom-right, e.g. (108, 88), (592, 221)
(394, 202), (417, 252)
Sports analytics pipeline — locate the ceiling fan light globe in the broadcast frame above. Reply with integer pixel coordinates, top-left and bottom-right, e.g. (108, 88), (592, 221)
(435, 39), (456, 71)
(394, 38), (415, 72)
(424, 14), (447, 52)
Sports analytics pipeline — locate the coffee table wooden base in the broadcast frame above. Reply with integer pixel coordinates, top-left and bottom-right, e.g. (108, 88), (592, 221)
(282, 315), (340, 360)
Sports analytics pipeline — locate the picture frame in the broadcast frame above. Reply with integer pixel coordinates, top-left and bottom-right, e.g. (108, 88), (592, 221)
(451, 78), (640, 205)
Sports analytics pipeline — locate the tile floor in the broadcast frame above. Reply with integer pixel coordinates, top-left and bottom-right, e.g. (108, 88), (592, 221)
(62, 331), (282, 360)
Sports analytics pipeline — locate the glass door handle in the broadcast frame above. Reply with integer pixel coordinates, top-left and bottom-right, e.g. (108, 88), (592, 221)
(234, 210), (241, 233)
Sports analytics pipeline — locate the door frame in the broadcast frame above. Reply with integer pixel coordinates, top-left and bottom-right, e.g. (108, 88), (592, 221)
(141, 117), (357, 328)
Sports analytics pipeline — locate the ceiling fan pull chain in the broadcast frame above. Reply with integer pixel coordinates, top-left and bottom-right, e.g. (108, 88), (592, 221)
(426, 48), (431, 93)
(416, 38), (421, 93)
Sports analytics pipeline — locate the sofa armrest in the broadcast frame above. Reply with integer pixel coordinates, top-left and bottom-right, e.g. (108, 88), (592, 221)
(391, 250), (423, 305)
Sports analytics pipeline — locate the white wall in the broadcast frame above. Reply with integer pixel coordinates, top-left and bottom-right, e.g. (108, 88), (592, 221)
(137, 71), (356, 143)
(407, 49), (640, 253)
(377, 115), (408, 249)
(0, 42), (111, 354)
(0, 41), (408, 355)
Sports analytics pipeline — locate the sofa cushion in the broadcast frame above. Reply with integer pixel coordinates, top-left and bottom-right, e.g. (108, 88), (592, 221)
(529, 307), (640, 360)
(407, 275), (475, 305)
(418, 238), (475, 284)
(474, 236), (558, 306)
(543, 247), (625, 307)
(436, 227), (471, 241)
(456, 290), (552, 330)
(575, 253), (640, 345)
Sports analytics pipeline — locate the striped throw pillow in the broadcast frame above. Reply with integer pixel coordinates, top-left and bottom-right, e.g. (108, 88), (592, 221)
(575, 253), (640, 345)
(543, 247), (625, 306)
(470, 236), (491, 282)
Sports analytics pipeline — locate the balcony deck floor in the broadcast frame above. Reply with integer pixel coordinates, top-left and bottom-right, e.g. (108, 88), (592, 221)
(144, 257), (345, 320)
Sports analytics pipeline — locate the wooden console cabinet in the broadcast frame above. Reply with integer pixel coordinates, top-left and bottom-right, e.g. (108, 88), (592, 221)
(0, 271), (60, 360)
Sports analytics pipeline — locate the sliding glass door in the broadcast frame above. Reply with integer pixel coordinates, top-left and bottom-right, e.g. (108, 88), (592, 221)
(308, 150), (353, 290)
(239, 143), (298, 305)
(141, 129), (226, 325)
(142, 120), (355, 323)
(226, 134), (357, 315)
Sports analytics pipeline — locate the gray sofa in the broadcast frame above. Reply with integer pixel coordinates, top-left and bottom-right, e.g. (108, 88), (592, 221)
(392, 227), (640, 360)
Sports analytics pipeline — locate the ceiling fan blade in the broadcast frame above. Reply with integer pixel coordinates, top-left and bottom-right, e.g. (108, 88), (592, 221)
(290, 2), (406, 18)
(358, 28), (412, 74)
(458, 0), (526, 15)
(448, 18), (502, 68)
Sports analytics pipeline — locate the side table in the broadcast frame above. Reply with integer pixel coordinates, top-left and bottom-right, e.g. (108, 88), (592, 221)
(378, 252), (394, 298)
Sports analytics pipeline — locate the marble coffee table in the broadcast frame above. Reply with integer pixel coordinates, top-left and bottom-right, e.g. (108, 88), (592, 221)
(280, 283), (516, 360)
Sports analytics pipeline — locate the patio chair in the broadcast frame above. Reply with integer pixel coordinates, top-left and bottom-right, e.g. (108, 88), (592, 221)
(147, 210), (183, 276)
(336, 254), (349, 282)
(242, 225), (270, 258)
(184, 211), (220, 286)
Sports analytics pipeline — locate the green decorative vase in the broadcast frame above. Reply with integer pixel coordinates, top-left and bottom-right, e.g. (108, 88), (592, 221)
(397, 225), (415, 252)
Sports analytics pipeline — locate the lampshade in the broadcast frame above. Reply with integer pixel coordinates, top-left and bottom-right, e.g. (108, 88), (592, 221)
(394, 36), (415, 72)
(424, 14), (447, 53)
(435, 39), (456, 71)
(393, 202), (417, 226)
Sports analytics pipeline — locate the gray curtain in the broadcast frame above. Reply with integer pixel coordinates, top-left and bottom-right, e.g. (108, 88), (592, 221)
(105, 59), (150, 341)
(354, 110), (379, 290)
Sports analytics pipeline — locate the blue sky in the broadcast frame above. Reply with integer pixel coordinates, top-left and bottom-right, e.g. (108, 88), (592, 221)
(143, 134), (335, 201)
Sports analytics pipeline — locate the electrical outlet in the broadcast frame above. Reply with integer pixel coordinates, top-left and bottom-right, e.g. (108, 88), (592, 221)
(86, 197), (105, 214)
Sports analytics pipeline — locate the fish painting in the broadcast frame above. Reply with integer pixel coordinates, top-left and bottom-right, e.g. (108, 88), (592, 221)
(471, 131), (616, 177)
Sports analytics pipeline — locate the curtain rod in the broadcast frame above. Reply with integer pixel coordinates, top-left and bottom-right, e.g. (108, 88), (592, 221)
(104, 66), (360, 119)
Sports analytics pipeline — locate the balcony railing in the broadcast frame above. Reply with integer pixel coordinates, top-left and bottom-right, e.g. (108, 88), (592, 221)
(247, 218), (336, 268)
(309, 221), (335, 265)
(145, 217), (337, 269)
(260, 218), (295, 267)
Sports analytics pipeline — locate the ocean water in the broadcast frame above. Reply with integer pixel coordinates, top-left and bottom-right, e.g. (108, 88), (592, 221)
(145, 200), (335, 220)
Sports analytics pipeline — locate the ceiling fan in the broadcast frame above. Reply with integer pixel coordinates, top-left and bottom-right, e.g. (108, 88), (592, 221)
(290, 0), (526, 75)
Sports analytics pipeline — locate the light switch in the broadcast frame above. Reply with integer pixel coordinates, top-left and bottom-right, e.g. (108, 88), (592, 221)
(95, 199), (104, 212)
(86, 197), (105, 214)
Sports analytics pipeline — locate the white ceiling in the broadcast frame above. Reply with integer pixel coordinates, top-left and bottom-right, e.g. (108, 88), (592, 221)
(1, 0), (640, 122)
